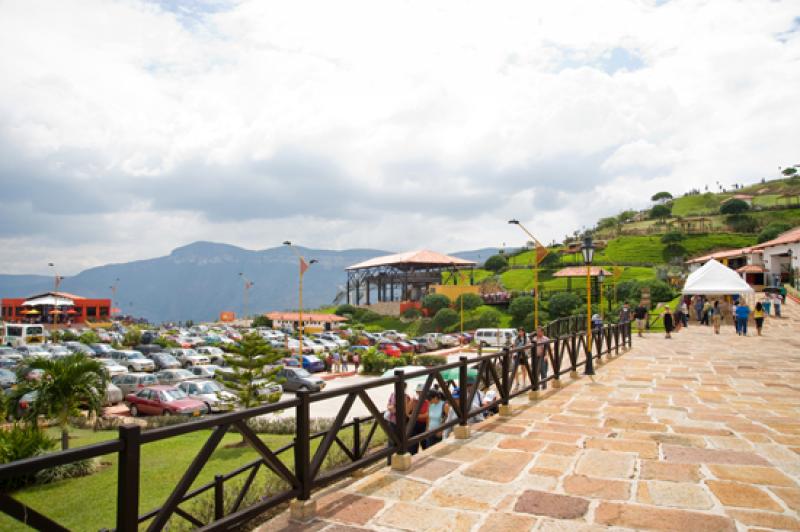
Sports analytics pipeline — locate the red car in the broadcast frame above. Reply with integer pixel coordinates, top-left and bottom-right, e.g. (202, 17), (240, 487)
(125, 385), (207, 417)
(394, 341), (415, 353)
(378, 342), (402, 358)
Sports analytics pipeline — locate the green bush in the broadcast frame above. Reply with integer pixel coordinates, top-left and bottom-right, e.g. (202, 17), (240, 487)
(60, 330), (79, 342)
(251, 315), (273, 328)
(509, 295), (534, 323)
(720, 198), (749, 214)
(484, 254), (508, 272)
(757, 222), (792, 243)
(402, 308), (422, 319)
(78, 331), (100, 345)
(361, 349), (413, 374)
(422, 294), (451, 315)
(433, 308), (459, 331)
(334, 304), (357, 316)
(358, 310), (383, 323)
(0, 424), (56, 489)
(415, 354), (448, 366)
(453, 293), (483, 311)
(547, 292), (582, 318)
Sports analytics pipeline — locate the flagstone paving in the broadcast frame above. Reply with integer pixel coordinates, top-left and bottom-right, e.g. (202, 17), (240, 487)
(259, 299), (800, 531)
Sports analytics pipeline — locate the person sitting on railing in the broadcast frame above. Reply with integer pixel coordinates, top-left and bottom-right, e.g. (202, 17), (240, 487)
(425, 389), (448, 448)
(409, 383), (429, 454)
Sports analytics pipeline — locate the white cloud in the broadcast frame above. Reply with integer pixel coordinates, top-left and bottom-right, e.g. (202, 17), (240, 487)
(0, 0), (799, 274)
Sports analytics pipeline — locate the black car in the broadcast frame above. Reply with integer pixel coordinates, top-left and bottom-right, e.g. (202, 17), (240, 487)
(150, 353), (182, 370)
(135, 344), (163, 356)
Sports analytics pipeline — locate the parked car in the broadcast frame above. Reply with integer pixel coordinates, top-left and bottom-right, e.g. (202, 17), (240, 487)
(46, 345), (71, 358)
(97, 358), (128, 378)
(16, 345), (51, 359)
(377, 342), (402, 358)
(111, 372), (159, 395)
(177, 380), (237, 413)
(196, 346), (226, 365)
(125, 386), (206, 417)
(281, 357), (302, 368)
(135, 344), (163, 356)
(0, 368), (17, 389)
(167, 348), (210, 368)
(90, 343), (115, 356)
(0, 357), (19, 370)
(188, 364), (220, 379)
(473, 328), (515, 348)
(111, 350), (156, 372)
(301, 355), (325, 373)
(276, 367), (325, 392)
(63, 342), (95, 356)
(312, 337), (338, 351)
(393, 340), (415, 353)
(299, 338), (325, 354)
(150, 353), (182, 370)
(105, 382), (124, 405)
(316, 332), (348, 348)
(155, 369), (197, 386)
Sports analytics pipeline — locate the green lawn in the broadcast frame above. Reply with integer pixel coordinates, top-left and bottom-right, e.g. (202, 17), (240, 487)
(671, 194), (728, 217)
(2, 424), (365, 531)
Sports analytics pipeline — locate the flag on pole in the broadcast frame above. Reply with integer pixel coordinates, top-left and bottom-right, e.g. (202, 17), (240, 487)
(299, 257), (309, 275)
(535, 241), (549, 265)
(245, 281), (254, 290)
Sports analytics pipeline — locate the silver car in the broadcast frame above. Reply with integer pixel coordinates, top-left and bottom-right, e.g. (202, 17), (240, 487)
(97, 358), (128, 378)
(178, 380), (237, 413)
(156, 369), (197, 386)
(111, 372), (159, 395)
(105, 382), (124, 405)
(111, 350), (155, 372)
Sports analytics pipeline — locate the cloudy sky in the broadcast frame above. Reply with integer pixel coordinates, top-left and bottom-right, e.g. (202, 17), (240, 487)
(1, 0), (798, 275)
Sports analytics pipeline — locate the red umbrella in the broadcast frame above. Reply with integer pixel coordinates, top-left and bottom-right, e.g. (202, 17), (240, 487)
(111, 307), (121, 314)
(66, 309), (78, 315)
(48, 310), (63, 315)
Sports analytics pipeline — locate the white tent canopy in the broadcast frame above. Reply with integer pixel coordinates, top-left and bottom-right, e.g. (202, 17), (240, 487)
(682, 259), (754, 295)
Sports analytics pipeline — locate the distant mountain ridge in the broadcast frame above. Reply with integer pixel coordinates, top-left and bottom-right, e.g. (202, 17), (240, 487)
(0, 243), (504, 323)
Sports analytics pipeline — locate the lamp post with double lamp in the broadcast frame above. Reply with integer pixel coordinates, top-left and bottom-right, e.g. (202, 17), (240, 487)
(283, 241), (318, 358)
(238, 273), (254, 321)
(582, 236), (595, 376)
(48, 262), (60, 333)
(508, 219), (548, 329)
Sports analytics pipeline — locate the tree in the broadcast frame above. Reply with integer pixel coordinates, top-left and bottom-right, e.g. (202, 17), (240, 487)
(251, 315), (273, 328)
(475, 308), (502, 328)
(508, 295), (534, 325)
(726, 214), (757, 233)
(660, 231), (685, 245)
(453, 293), (483, 311)
(78, 331), (100, 345)
(122, 329), (141, 347)
(334, 304), (357, 316)
(651, 191), (673, 204)
(223, 333), (282, 410)
(402, 307), (422, 319)
(432, 308), (459, 331)
(617, 210), (637, 224)
(484, 254), (508, 272)
(596, 216), (617, 230)
(24, 354), (106, 450)
(660, 231), (687, 261)
(649, 204), (672, 221)
(547, 292), (582, 318)
(782, 167), (797, 177)
(719, 199), (749, 215)
(757, 222), (792, 243)
(422, 294), (451, 315)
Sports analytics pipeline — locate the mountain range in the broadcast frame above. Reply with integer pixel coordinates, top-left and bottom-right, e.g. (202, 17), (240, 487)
(0, 242), (503, 323)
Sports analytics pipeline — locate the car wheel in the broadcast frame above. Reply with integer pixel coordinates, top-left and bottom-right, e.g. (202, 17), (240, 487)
(129, 405), (138, 417)
(163, 409), (171, 416)
(128, 366), (135, 372)
(204, 402), (213, 413)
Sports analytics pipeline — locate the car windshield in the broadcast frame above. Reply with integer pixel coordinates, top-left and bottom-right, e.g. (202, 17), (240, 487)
(175, 370), (192, 378)
(127, 353), (146, 360)
(293, 368), (311, 378)
(161, 389), (188, 401)
(198, 382), (221, 394)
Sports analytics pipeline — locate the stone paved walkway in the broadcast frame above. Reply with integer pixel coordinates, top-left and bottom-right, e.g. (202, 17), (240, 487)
(260, 299), (800, 531)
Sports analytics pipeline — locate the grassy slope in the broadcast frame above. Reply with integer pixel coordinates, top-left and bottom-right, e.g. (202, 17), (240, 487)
(4, 427), (297, 531)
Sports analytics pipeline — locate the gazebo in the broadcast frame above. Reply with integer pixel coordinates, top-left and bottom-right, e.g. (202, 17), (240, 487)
(345, 250), (475, 305)
(552, 266), (613, 292)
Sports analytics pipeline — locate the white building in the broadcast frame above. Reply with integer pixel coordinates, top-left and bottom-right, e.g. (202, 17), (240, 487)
(752, 226), (800, 288)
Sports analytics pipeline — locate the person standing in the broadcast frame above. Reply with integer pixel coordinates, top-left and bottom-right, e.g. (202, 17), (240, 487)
(735, 300), (751, 336)
(409, 384), (429, 454)
(533, 326), (550, 390)
(780, 285), (787, 304)
(352, 352), (360, 374)
(754, 302), (765, 336)
(386, 383), (412, 454)
(774, 293), (782, 318)
(619, 302), (632, 325)
(425, 390), (447, 448)
(712, 300), (721, 334)
(762, 295), (771, 317)
(694, 296), (704, 322)
(634, 302), (648, 337)
(662, 306), (674, 339)
(680, 299), (690, 328)
(513, 328), (529, 390)
(701, 300), (711, 326)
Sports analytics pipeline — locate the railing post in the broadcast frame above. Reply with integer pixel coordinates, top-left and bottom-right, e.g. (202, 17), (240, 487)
(214, 474), (224, 521)
(353, 416), (361, 459)
(391, 370), (412, 470)
(455, 356), (471, 439)
(499, 347), (512, 416)
(290, 390), (315, 520)
(117, 424), (141, 532)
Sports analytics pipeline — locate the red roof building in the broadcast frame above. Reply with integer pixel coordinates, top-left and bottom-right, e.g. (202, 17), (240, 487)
(2, 291), (112, 325)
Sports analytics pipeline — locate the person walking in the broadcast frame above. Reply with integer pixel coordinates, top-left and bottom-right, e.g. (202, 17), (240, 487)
(762, 295), (771, 317)
(735, 300), (751, 336)
(662, 306), (674, 339)
(712, 301), (721, 334)
(680, 299), (690, 328)
(634, 302), (648, 337)
(754, 302), (765, 336)
(533, 326), (550, 390)
(619, 302), (632, 325)
(352, 353), (360, 374)
(780, 285), (787, 304)
(701, 300), (711, 326)
(694, 296), (704, 322)
(774, 293), (782, 318)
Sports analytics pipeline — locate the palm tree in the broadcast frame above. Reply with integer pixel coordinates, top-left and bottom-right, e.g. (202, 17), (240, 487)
(23, 353), (106, 450)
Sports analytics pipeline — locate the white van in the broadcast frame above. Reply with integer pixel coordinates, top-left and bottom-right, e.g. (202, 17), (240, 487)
(474, 328), (516, 348)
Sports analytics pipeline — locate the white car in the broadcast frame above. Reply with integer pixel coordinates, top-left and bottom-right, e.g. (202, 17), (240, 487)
(168, 348), (210, 368)
(312, 337), (338, 351)
(97, 358), (128, 378)
(300, 338), (325, 354)
(196, 346), (226, 365)
(317, 333), (348, 348)
(178, 380), (237, 413)
(111, 350), (156, 372)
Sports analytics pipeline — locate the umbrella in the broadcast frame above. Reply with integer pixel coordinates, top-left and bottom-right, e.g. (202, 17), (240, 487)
(48, 310), (63, 315)
(437, 367), (478, 383)
(66, 309), (78, 315)
(21, 309), (40, 315)
(381, 366), (427, 378)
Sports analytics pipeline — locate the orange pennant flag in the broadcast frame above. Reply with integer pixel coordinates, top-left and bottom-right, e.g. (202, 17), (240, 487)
(535, 242), (549, 265)
(299, 257), (309, 275)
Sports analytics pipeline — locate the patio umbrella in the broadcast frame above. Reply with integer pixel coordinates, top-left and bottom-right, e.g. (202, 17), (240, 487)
(381, 365), (427, 378)
(437, 367), (478, 383)
(66, 309), (78, 315)
(21, 309), (40, 315)
(48, 310), (63, 315)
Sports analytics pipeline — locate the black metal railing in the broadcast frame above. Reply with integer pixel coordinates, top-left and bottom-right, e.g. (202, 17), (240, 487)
(0, 322), (632, 531)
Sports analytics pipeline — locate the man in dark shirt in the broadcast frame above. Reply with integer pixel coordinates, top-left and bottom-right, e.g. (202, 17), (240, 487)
(633, 302), (648, 337)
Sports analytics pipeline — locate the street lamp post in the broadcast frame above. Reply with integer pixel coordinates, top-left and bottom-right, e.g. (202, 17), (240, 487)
(283, 241), (317, 358)
(508, 219), (548, 329)
(598, 271), (606, 320)
(110, 278), (119, 322)
(238, 273), (254, 321)
(582, 236), (595, 376)
(48, 262), (59, 333)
